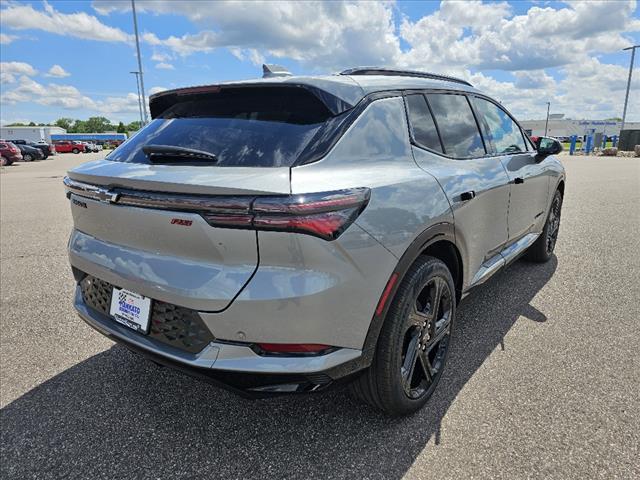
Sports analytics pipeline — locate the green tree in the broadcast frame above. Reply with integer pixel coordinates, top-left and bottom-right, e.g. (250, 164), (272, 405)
(54, 118), (74, 130)
(6, 122), (27, 126)
(84, 116), (114, 133)
(126, 121), (141, 132)
(28, 121), (36, 126)
(116, 121), (126, 133)
(69, 120), (86, 133)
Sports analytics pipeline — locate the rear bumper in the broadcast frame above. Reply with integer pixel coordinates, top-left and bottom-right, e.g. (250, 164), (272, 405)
(73, 286), (363, 396)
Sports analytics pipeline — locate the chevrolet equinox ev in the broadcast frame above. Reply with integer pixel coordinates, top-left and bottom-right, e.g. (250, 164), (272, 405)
(64, 67), (565, 415)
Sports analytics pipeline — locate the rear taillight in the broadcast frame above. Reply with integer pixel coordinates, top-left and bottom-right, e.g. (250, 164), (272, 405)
(202, 188), (370, 240)
(64, 177), (370, 241)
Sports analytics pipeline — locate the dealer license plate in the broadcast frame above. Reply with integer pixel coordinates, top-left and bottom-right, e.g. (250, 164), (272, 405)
(109, 287), (152, 334)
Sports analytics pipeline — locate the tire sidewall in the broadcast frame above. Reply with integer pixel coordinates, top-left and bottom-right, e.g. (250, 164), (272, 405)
(542, 191), (563, 258)
(378, 257), (456, 413)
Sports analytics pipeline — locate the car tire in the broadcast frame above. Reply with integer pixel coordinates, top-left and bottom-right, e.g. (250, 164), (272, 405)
(72, 148), (79, 154)
(525, 189), (563, 263)
(349, 255), (456, 416)
(1, 156), (8, 166)
(23, 154), (33, 162)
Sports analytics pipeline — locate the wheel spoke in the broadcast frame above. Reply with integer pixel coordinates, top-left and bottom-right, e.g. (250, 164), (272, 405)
(426, 319), (450, 352)
(408, 308), (429, 327)
(418, 350), (434, 382)
(401, 332), (420, 391)
(429, 278), (443, 319)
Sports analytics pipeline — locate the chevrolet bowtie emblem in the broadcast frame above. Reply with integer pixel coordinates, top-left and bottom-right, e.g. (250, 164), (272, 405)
(95, 188), (120, 203)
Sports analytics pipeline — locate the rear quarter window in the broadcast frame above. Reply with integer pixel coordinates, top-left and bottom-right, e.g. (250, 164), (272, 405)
(405, 94), (443, 153)
(426, 93), (486, 159)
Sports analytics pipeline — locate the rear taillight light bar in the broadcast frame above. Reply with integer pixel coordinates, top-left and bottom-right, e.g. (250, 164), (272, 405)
(64, 177), (370, 241)
(202, 188), (371, 240)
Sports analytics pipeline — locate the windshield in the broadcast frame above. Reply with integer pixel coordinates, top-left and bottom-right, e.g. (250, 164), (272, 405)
(107, 87), (333, 167)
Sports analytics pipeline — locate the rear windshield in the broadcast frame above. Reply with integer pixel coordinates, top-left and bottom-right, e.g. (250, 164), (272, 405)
(107, 87), (333, 167)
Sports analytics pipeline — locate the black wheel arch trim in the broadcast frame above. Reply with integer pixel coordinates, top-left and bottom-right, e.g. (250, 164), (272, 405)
(334, 222), (462, 378)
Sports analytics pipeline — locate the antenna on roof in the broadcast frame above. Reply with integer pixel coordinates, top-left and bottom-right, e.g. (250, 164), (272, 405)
(262, 64), (292, 78)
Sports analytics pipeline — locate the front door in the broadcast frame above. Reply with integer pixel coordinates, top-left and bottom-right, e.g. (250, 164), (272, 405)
(471, 96), (549, 240)
(500, 152), (549, 239)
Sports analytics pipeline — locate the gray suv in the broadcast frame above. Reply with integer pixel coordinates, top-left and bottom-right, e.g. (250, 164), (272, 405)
(65, 67), (565, 415)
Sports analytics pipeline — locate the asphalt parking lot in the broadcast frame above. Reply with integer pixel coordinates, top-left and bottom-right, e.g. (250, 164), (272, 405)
(1, 153), (639, 479)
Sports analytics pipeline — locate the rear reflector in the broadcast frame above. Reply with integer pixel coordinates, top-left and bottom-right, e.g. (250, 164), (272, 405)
(256, 343), (331, 354)
(375, 272), (399, 316)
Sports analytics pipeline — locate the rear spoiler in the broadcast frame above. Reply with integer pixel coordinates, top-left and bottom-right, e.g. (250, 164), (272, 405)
(149, 83), (356, 119)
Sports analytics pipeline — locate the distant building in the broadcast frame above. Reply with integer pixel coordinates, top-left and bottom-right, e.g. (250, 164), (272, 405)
(520, 116), (640, 138)
(0, 125), (66, 143)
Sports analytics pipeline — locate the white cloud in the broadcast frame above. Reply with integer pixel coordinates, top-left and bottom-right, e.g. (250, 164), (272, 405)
(397, 0), (638, 72)
(151, 52), (171, 62)
(1, 61), (38, 77)
(148, 86), (168, 95)
(45, 64), (71, 78)
(155, 62), (174, 70)
(3, 0), (640, 121)
(0, 75), (96, 110)
(104, 1), (401, 68)
(0, 72), (16, 84)
(0, 33), (19, 44)
(0, 1), (131, 43)
(513, 71), (555, 90)
(1, 73), (170, 118)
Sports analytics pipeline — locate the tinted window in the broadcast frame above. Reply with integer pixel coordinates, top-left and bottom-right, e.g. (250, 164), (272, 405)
(473, 97), (527, 154)
(107, 87), (333, 167)
(426, 94), (485, 158)
(405, 94), (443, 153)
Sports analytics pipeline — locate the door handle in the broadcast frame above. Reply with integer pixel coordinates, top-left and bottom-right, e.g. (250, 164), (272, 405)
(460, 191), (476, 201)
(514, 177), (525, 184)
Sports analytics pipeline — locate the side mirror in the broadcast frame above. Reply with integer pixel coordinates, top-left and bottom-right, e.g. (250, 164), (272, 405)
(535, 136), (563, 158)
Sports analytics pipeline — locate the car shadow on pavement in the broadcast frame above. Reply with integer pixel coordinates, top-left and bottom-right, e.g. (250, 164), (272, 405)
(1, 257), (557, 480)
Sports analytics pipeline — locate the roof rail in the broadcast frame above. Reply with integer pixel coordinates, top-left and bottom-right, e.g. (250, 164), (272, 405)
(339, 67), (473, 87)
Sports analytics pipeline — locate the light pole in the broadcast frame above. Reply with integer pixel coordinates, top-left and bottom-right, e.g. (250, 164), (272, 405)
(621, 45), (638, 131)
(130, 71), (144, 127)
(131, 0), (148, 125)
(544, 101), (550, 136)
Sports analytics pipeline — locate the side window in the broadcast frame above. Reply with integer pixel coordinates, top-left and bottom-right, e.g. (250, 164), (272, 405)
(473, 97), (527, 154)
(405, 94), (443, 153)
(426, 94), (486, 158)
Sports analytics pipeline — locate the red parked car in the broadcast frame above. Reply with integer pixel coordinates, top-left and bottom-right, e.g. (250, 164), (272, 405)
(0, 141), (23, 166)
(54, 141), (85, 154)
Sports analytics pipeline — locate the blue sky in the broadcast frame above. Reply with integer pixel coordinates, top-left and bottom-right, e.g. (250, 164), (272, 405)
(1, 0), (638, 125)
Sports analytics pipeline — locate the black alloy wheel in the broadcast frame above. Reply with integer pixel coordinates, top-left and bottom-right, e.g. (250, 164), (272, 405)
(349, 256), (456, 415)
(401, 276), (453, 400)
(546, 193), (562, 255)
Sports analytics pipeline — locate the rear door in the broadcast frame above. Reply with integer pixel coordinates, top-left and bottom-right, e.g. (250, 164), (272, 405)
(406, 93), (511, 287)
(471, 96), (549, 240)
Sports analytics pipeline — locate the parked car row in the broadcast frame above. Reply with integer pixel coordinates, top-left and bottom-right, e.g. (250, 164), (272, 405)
(0, 141), (22, 165)
(1, 139), (58, 165)
(8, 139), (55, 159)
(53, 140), (103, 154)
